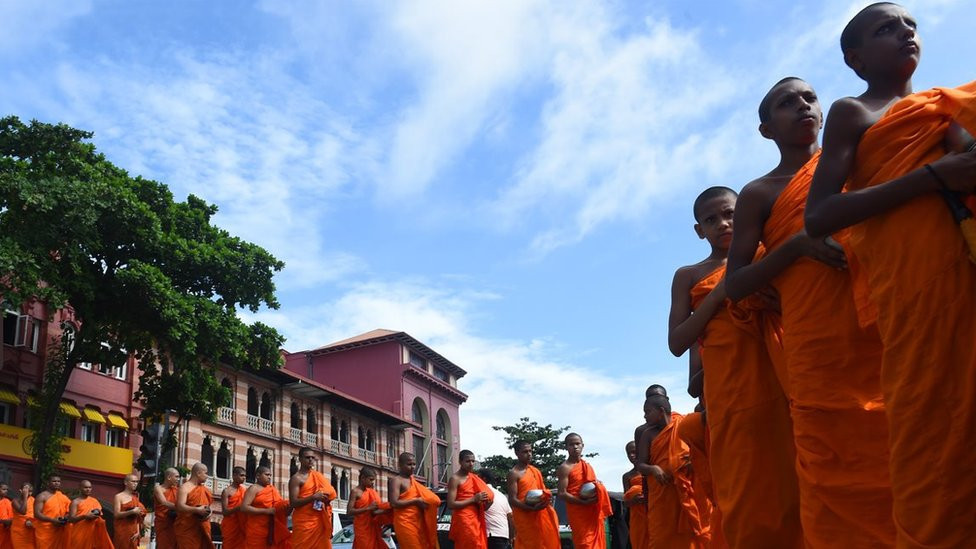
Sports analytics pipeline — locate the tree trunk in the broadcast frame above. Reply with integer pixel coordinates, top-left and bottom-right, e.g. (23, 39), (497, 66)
(31, 355), (75, 489)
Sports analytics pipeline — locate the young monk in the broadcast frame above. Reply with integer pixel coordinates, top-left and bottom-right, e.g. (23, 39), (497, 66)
(349, 466), (391, 549)
(112, 474), (146, 549)
(66, 480), (112, 549)
(636, 395), (707, 548)
(242, 466), (291, 549)
(447, 449), (493, 549)
(725, 76), (894, 547)
(153, 468), (179, 549)
(389, 452), (441, 549)
(175, 462), (215, 548)
(11, 483), (35, 549)
(221, 466), (247, 549)
(804, 4), (976, 545)
(622, 442), (648, 549)
(506, 441), (560, 549)
(0, 483), (12, 549)
(668, 186), (802, 548)
(557, 433), (612, 549)
(289, 447), (338, 549)
(675, 410), (723, 549)
(33, 475), (70, 549)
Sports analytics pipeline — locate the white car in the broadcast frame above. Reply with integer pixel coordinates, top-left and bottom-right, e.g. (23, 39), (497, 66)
(331, 524), (397, 549)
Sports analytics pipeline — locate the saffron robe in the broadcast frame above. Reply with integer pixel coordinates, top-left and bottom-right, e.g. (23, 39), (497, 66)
(646, 414), (708, 549)
(392, 476), (440, 549)
(565, 460), (612, 549)
(449, 474), (494, 549)
(68, 497), (113, 549)
(34, 491), (70, 549)
(10, 497), (34, 549)
(113, 496), (146, 549)
(765, 151), (894, 548)
(352, 488), (388, 549)
(839, 81), (976, 548)
(221, 484), (247, 549)
(0, 497), (13, 549)
(292, 470), (337, 549)
(692, 265), (803, 548)
(155, 485), (179, 549)
(676, 412), (726, 549)
(624, 474), (649, 549)
(174, 484), (214, 549)
(511, 465), (560, 549)
(244, 485), (291, 549)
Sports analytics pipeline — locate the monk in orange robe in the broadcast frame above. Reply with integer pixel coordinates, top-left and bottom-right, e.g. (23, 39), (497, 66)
(725, 76), (894, 548)
(622, 442), (649, 549)
(805, 6), (976, 546)
(175, 463), (215, 548)
(447, 450), (493, 549)
(556, 434), (612, 549)
(670, 186), (802, 548)
(113, 475), (147, 549)
(33, 475), (71, 549)
(389, 452), (441, 549)
(242, 466), (290, 549)
(221, 466), (248, 549)
(506, 442), (560, 549)
(0, 483), (14, 549)
(11, 483), (35, 549)
(288, 447), (338, 548)
(154, 468), (180, 549)
(675, 413), (725, 549)
(66, 480), (113, 549)
(349, 466), (390, 549)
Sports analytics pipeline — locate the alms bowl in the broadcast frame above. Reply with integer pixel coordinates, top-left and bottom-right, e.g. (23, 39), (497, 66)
(580, 482), (597, 498)
(524, 489), (544, 504)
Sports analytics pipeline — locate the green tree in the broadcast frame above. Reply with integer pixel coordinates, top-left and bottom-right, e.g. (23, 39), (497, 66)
(0, 116), (286, 487)
(478, 417), (597, 491)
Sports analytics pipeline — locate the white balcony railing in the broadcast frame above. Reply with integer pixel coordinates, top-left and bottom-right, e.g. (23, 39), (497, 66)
(246, 414), (275, 435)
(330, 439), (351, 456)
(215, 478), (230, 494)
(288, 427), (302, 443)
(332, 499), (347, 512)
(305, 432), (318, 447)
(217, 407), (235, 424)
(358, 448), (376, 463)
(384, 456), (396, 469)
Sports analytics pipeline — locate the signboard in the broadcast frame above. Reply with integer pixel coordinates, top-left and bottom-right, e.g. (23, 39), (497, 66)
(0, 424), (132, 476)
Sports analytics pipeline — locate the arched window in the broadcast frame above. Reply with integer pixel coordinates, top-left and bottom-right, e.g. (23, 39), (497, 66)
(290, 455), (300, 476)
(330, 417), (338, 440)
(216, 441), (231, 479)
(306, 408), (316, 434)
(436, 410), (450, 441)
(339, 470), (350, 499)
(412, 400), (426, 426)
(246, 448), (257, 482)
(247, 388), (259, 416)
(366, 429), (375, 452)
(290, 402), (301, 429)
(201, 436), (215, 472)
(220, 379), (234, 408)
(339, 421), (349, 444)
(357, 426), (365, 449)
(331, 467), (338, 490)
(259, 449), (272, 470)
(260, 392), (273, 420)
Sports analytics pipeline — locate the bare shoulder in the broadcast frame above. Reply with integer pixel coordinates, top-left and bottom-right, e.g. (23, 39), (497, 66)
(826, 96), (876, 136)
(556, 461), (572, 475)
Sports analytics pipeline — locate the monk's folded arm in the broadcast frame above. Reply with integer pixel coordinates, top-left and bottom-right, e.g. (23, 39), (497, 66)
(668, 269), (724, 356)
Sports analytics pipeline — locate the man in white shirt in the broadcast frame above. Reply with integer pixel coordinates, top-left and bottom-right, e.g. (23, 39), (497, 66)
(479, 470), (515, 549)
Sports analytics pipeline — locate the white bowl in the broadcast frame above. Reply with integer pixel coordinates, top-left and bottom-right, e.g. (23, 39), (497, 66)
(580, 482), (597, 498)
(524, 489), (544, 504)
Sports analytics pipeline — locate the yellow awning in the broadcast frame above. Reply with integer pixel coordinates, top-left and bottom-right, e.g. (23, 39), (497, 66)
(0, 388), (19, 405)
(26, 394), (38, 407)
(82, 407), (106, 424)
(59, 401), (81, 418)
(106, 413), (130, 430)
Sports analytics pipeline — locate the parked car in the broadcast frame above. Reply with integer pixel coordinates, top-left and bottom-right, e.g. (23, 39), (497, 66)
(331, 523), (397, 549)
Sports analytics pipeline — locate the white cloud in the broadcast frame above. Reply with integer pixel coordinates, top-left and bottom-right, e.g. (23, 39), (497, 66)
(0, 0), (93, 53)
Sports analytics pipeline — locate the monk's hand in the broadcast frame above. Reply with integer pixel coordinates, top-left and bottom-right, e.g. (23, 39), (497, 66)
(648, 465), (671, 486)
(757, 285), (781, 313)
(929, 150), (976, 193)
(473, 492), (488, 503)
(313, 491), (330, 502)
(795, 231), (847, 270)
(415, 498), (429, 510)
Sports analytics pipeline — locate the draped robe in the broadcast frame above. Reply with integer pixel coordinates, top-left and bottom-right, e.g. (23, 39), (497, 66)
(174, 484), (214, 549)
(292, 470), (337, 549)
(68, 497), (113, 549)
(113, 495), (146, 549)
(449, 473), (494, 549)
(392, 476), (441, 549)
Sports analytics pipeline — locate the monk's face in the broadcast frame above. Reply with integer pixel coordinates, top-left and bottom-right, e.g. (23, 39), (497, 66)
(845, 4), (920, 82)
(299, 451), (317, 470)
(399, 455), (416, 476)
(0, 484), (7, 498)
(165, 470), (179, 486)
(194, 465), (209, 483)
(48, 476), (62, 492)
(460, 453), (477, 473)
(564, 436), (584, 459)
(124, 475), (139, 491)
(514, 444), (532, 465)
(21, 484), (33, 497)
(362, 474), (376, 488)
(625, 443), (637, 465)
(759, 80), (821, 147)
(233, 469), (246, 484)
(643, 400), (665, 426)
(80, 481), (93, 497)
(694, 194), (735, 250)
(257, 470), (272, 487)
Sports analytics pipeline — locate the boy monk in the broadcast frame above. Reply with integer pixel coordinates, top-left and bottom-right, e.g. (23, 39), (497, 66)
(725, 76), (894, 547)
(67, 480), (112, 549)
(668, 186), (802, 548)
(154, 468), (180, 549)
(804, 4), (976, 546)
(389, 452), (441, 549)
(221, 466), (247, 549)
(506, 441), (560, 549)
(636, 395), (707, 548)
(11, 483), (35, 549)
(113, 474), (146, 549)
(33, 475), (70, 549)
(622, 442), (648, 549)
(557, 433), (612, 549)
(242, 466), (290, 549)
(447, 449), (493, 549)
(289, 447), (338, 549)
(675, 411), (722, 549)
(349, 466), (391, 549)
(175, 462), (215, 548)
(0, 483), (11, 549)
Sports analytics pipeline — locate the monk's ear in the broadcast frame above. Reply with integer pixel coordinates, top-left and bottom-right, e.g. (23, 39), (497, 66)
(758, 122), (774, 140)
(694, 223), (705, 240)
(844, 50), (864, 77)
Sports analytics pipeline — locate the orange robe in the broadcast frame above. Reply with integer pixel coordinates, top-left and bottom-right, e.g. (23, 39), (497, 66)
(646, 414), (707, 549)
(692, 265), (803, 548)
(11, 496), (34, 549)
(392, 476), (440, 549)
(244, 485), (291, 549)
(449, 473), (494, 549)
(221, 484), (247, 549)
(155, 485), (179, 549)
(0, 497), (12, 549)
(624, 474), (649, 549)
(292, 470), (337, 549)
(765, 151), (894, 547)
(675, 412), (725, 549)
(113, 496), (147, 549)
(34, 491), (70, 549)
(352, 488), (389, 549)
(840, 81), (976, 548)
(565, 460), (612, 549)
(510, 465), (560, 549)
(174, 485), (215, 549)
(68, 497), (113, 549)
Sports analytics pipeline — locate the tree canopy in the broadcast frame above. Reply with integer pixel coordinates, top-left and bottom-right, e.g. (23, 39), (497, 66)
(0, 116), (286, 482)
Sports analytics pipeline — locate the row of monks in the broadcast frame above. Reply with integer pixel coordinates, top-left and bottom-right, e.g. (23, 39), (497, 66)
(636, 3), (975, 549)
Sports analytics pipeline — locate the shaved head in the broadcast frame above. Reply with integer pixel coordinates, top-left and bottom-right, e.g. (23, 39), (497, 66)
(758, 77), (805, 123)
(693, 187), (737, 222)
(191, 462), (207, 474)
(398, 452), (415, 466)
(840, 2), (899, 52)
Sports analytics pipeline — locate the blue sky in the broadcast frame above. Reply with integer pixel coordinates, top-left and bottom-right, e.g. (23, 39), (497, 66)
(3, 0), (969, 484)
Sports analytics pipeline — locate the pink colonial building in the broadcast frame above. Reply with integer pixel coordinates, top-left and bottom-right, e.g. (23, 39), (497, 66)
(285, 329), (468, 489)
